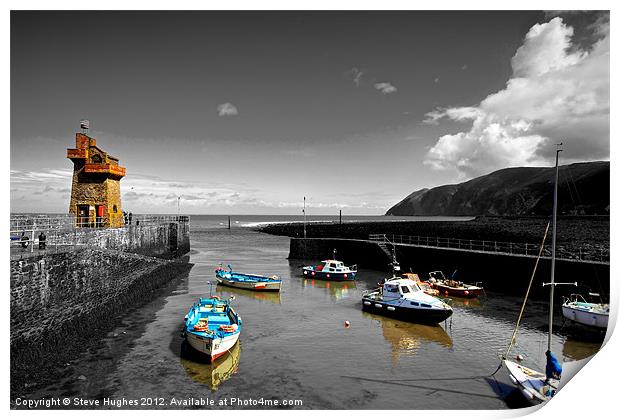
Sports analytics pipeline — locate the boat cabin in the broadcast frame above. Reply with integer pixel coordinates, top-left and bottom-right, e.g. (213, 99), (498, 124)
(316, 259), (350, 273)
(382, 278), (422, 299)
(429, 271), (448, 281)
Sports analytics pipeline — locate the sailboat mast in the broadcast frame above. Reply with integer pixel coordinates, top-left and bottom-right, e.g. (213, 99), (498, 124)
(548, 144), (562, 351)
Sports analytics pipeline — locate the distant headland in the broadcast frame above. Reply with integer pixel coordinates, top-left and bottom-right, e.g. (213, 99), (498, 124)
(386, 161), (609, 217)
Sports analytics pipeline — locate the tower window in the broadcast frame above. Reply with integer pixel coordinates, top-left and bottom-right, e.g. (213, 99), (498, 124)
(113, 205), (118, 213)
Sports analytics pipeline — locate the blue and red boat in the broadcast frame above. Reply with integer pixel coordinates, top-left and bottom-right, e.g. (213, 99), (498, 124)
(302, 259), (357, 281)
(182, 296), (242, 362)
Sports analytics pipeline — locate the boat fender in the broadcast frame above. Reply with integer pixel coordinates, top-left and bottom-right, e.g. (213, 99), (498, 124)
(508, 374), (518, 385)
(212, 295), (220, 300)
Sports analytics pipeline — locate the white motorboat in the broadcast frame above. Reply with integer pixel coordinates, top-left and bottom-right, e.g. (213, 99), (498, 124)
(562, 293), (609, 329)
(361, 277), (453, 324)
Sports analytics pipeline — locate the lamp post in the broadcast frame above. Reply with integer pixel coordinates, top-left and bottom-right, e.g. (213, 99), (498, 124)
(303, 196), (306, 239)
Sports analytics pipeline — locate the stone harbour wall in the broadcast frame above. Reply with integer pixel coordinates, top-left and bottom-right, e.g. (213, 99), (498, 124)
(10, 219), (192, 395)
(10, 248), (193, 392)
(57, 220), (190, 259)
(289, 238), (610, 300)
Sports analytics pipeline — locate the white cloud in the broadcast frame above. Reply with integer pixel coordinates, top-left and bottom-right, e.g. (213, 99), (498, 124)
(374, 82), (397, 94)
(350, 67), (364, 86)
(423, 107), (482, 125)
(423, 17), (609, 179)
(216, 102), (238, 117)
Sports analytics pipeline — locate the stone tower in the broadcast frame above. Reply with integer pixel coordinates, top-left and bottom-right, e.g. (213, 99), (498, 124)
(67, 132), (126, 228)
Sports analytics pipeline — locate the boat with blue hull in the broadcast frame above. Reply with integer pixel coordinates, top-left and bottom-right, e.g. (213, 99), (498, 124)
(215, 265), (282, 292)
(362, 277), (453, 325)
(302, 259), (357, 281)
(182, 296), (242, 362)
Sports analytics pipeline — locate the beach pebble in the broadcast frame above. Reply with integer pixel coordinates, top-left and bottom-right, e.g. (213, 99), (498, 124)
(77, 375), (87, 381)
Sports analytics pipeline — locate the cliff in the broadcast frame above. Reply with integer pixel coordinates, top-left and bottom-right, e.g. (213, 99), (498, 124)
(386, 161), (609, 216)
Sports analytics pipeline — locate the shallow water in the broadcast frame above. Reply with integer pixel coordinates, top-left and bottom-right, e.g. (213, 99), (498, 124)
(24, 220), (604, 409)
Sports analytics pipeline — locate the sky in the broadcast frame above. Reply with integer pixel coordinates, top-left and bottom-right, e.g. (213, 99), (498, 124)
(10, 10), (610, 215)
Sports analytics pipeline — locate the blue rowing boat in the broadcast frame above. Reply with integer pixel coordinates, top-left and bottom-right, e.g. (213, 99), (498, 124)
(182, 296), (242, 361)
(215, 265), (282, 292)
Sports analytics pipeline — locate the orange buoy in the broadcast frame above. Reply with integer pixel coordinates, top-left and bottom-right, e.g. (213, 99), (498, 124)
(194, 323), (209, 332)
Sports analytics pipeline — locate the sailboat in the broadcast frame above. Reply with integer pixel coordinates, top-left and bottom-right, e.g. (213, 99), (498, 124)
(502, 144), (571, 405)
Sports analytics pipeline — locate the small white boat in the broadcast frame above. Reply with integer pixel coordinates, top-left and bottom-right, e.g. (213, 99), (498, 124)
(503, 359), (559, 404)
(562, 293), (609, 329)
(302, 259), (357, 281)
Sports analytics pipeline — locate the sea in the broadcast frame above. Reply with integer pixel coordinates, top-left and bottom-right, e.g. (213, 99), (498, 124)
(18, 214), (604, 409)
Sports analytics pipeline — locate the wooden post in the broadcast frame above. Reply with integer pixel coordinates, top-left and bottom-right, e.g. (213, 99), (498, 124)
(228, 216), (231, 230)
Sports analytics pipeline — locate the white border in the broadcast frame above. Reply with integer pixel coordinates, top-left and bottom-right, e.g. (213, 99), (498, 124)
(4, 2), (617, 420)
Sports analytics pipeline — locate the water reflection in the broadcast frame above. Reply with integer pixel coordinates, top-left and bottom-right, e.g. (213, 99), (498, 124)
(180, 341), (241, 390)
(561, 335), (604, 361)
(301, 278), (356, 301)
(445, 296), (484, 310)
(215, 284), (282, 305)
(362, 312), (453, 367)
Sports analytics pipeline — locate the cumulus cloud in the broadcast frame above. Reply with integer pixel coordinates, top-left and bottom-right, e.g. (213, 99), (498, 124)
(423, 17), (609, 178)
(217, 102), (238, 117)
(374, 82), (397, 94)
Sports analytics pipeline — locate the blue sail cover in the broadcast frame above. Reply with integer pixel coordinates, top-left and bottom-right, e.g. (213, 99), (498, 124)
(545, 350), (562, 380)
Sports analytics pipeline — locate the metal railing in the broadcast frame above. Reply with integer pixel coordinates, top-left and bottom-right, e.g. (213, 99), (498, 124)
(10, 214), (190, 253)
(369, 233), (609, 263)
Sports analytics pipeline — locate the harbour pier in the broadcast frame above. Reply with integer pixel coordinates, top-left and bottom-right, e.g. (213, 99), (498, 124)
(289, 236), (609, 299)
(10, 214), (192, 396)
